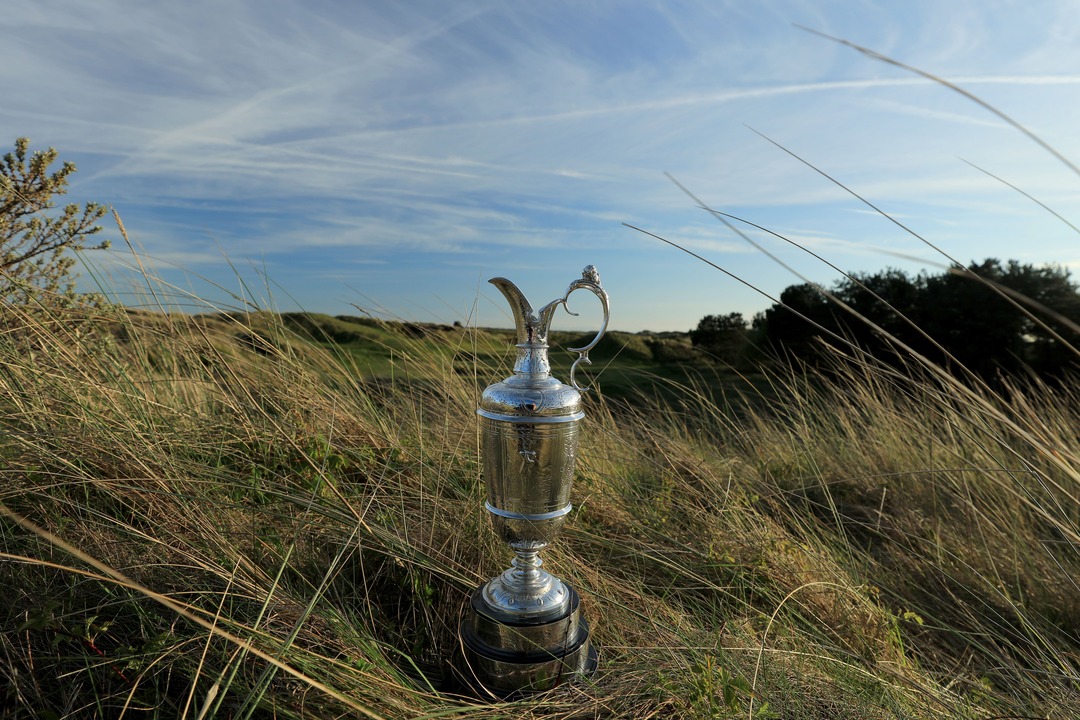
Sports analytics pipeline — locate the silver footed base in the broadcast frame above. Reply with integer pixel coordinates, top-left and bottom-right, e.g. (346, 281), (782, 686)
(480, 549), (570, 621)
(459, 584), (597, 696)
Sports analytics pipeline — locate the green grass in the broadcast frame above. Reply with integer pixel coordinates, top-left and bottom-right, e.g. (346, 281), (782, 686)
(265, 312), (765, 412)
(2, 273), (1079, 718)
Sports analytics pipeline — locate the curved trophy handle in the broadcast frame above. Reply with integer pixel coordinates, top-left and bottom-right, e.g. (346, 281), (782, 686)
(559, 265), (610, 392)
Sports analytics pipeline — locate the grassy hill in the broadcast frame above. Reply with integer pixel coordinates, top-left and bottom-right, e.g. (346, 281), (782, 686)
(2, 299), (1079, 718)
(260, 311), (764, 411)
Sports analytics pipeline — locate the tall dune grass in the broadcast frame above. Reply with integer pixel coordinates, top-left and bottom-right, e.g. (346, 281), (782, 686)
(2, 250), (1079, 718)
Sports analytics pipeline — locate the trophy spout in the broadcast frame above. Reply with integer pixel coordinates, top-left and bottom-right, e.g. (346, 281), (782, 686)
(489, 277), (542, 346)
(488, 277), (552, 377)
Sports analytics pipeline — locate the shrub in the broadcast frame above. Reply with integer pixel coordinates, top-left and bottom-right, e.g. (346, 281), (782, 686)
(0, 137), (110, 306)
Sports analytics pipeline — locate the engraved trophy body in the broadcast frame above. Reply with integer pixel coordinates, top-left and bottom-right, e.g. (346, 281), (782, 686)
(459, 266), (608, 695)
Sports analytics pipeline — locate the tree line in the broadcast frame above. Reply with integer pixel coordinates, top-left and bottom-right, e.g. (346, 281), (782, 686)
(692, 259), (1080, 381)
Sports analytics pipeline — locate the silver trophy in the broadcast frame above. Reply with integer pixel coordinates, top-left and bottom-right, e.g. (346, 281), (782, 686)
(459, 265), (609, 694)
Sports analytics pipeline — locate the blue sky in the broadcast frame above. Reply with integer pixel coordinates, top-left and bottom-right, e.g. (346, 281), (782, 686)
(4, 1), (1080, 331)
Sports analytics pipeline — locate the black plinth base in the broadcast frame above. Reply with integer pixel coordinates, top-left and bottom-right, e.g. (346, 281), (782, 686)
(458, 585), (597, 697)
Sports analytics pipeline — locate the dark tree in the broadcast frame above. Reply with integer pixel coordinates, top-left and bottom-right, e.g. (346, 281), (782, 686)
(922, 259), (1080, 377)
(691, 312), (748, 364)
(758, 283), (838, 360)
(832, 269), (927, 359)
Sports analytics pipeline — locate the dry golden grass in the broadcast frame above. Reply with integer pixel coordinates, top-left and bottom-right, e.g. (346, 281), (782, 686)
(1, 267), (1078, 718)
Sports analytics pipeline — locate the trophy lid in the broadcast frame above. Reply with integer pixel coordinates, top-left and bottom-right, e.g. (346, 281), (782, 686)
(479, 266), (609, 420)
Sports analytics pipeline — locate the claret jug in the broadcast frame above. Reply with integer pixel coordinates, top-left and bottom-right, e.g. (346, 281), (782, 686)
(458, 265), (608, 695)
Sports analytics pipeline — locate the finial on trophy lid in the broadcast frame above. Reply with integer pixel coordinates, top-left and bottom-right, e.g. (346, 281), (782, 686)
(459, 265), (608, 695)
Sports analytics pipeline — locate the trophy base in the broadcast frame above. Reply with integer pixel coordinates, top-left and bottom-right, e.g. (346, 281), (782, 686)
(458, 584), (597, 696)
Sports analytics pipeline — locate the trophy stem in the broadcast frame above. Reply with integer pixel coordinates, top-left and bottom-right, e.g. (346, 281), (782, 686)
(511, 549), (545, 589)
